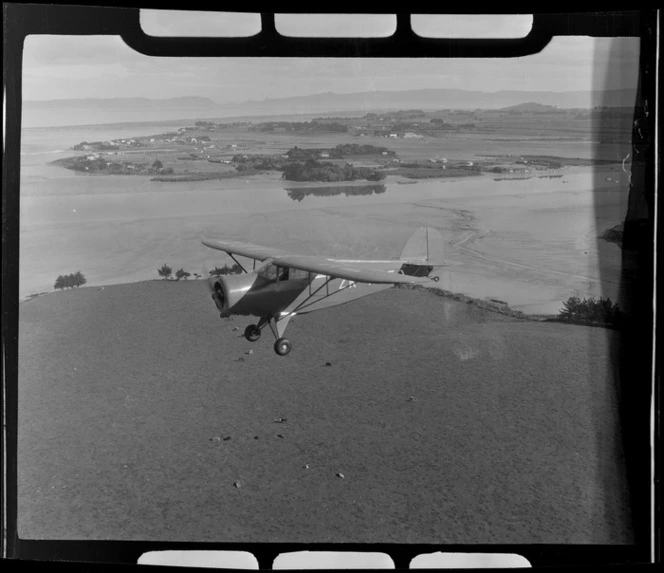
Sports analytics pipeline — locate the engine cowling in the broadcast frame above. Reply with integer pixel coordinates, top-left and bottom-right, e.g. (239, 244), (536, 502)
(211, 272), (258, 317)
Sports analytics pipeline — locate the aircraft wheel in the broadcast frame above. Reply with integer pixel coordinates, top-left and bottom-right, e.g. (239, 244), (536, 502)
(432, 275), (440, 282)
(274, 338), (292, 356)
(244, 324), (261, 342)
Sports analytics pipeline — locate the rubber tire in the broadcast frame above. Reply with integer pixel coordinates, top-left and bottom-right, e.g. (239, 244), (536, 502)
(274, 338), (292, 356)
(244, 324), (261, 342)
(432, 275), (440, 282)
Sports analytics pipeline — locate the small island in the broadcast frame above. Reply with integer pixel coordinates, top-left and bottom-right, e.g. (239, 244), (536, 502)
(51, 108), (628, 183)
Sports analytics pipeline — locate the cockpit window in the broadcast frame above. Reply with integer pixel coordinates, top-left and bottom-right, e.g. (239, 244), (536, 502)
(258, 263), (309, 282)
(277, 266), (289, 281)
(257, 262), (278, 282)
(289, 268), (310, 280)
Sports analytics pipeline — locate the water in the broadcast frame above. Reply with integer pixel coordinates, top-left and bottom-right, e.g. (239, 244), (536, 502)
(18, 123), (629, 313)
(285, 184), (386, 202)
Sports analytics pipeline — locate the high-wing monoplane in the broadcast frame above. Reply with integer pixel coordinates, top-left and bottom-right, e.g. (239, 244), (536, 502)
(202, 227), (445, 355)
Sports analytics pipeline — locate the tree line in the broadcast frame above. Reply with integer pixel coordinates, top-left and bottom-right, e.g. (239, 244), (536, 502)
(157, 263), (242, 280)
(557, 295), (624, 328)
(157, 264), (191, 280)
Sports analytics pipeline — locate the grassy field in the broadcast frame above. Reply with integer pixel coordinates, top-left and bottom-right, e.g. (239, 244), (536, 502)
(18, 280), (633, 544)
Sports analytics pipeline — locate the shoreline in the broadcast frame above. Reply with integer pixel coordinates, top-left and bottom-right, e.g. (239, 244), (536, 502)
(22, 277), (557, 321)
(24, 278), (627, 331)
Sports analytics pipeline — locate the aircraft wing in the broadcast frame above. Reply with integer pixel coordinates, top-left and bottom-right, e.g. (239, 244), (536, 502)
(271, 255), (427, 285)
(202, 238), (291, 261)
(202, 238), (428, 284)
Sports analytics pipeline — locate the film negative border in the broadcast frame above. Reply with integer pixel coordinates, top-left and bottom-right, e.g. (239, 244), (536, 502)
(3, 4), (658, 569)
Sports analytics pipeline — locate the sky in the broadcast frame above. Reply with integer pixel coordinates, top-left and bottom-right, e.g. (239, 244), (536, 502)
(21, 12), (641, 103)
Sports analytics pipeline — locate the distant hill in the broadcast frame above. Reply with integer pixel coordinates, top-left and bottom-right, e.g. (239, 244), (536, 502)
(21, 89), (638, 128)
(499, 102), (560, 112)
(238, 88), (638, 115)
(24, 88), (638, 115)
(24, 96), (219, 109)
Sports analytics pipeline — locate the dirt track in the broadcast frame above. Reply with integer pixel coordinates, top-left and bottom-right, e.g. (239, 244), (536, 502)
(18, 280), (633, 543)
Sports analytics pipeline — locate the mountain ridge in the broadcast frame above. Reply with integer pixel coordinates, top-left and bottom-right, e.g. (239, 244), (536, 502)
(23, 88), (637, 127)
(24, 96), (219, 109)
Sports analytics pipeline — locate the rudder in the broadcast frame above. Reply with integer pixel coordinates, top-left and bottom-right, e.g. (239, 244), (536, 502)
(399, 227), (445, 266)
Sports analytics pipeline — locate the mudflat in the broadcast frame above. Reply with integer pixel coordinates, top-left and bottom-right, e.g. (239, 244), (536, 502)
(18, 280), (632, 543)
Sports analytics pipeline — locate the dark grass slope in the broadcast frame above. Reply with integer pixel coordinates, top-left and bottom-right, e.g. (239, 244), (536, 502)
(18, 280), (633, 544)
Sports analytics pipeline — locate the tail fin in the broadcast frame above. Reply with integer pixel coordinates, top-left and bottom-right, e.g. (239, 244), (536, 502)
(399, 227), (445, 266)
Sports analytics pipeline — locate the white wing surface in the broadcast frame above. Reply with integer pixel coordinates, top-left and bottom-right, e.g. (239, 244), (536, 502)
(271, 255), (425, 285)
(202, 238), (427, 285)
(202, 238), (291, 261)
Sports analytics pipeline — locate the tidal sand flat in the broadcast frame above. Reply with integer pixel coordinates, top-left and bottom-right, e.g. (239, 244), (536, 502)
(19, 166), (627, 315)
(18, 280), (632, 544)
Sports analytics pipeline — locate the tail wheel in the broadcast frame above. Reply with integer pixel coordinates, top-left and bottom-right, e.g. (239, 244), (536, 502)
(244, 324), (261, 342)
(274, 338), (292, 356)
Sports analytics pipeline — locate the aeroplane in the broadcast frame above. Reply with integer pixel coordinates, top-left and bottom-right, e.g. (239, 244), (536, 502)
(202, 227), (445, 356)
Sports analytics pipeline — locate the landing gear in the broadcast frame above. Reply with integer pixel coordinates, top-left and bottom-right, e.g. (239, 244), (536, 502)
(243, 315), (294, 355)
(244, 324), (261, 342)
(274, 338), (292, 356)
(430, 275), (440, 282)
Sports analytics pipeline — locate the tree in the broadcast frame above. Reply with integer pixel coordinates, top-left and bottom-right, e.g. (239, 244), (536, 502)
(175, 268), (190, 281)
(151, 159), (164, 171)
(158, 264), (172, 280)
(54, 272), (86, 290)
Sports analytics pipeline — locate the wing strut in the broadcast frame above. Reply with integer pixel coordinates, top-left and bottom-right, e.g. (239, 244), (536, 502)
(288, 276), (361, 315)
(228, 254), (247, 273)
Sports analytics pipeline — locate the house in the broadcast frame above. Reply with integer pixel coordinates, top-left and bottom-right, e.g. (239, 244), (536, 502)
(319, 152), (330, 158)
(403, 132), (423, 139)
(389, 133), (398, 138)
